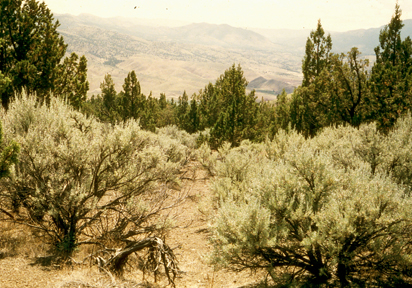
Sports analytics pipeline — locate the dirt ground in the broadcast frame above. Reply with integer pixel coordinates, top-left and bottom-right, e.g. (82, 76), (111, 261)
(0, 166), (268, 288)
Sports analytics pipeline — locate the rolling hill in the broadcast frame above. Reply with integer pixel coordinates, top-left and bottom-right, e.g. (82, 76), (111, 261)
(55, 14), (412, 100)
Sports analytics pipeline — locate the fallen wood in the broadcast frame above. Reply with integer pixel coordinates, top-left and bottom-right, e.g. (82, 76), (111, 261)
(101, 236), (179, 287)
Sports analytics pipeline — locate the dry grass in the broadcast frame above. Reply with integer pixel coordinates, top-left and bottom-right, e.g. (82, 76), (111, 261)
(0, 165), (269, 288)
(84, 52), (301, 101)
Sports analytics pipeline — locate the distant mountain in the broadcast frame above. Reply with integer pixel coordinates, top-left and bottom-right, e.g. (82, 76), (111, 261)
(168, 23), (279, 50)
(332, 19), (412, 55)
(251, 28), (310, 54)
(57, 14), (280, 51)
(248, 76), (295, 95)
(56, 13), (189, 29)
(54, 13), (412, 99)
(55, 14), (301, 98)
(253, 20), (412, 56)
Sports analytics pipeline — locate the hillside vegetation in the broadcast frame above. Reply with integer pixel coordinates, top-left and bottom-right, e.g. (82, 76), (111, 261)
(1, 1), (412, 287)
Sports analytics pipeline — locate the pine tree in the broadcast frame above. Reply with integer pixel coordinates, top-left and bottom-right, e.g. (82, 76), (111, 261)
(100, 74), (120, 123)
(369, 4), (412, 131)
(291, 20), (334, 137)
(120, 70), (142, 120)
(0, 0), (89, 109)
(0, 0), (66, 108)
(54, 53), (89, 110)
(302, 20), (332, 87)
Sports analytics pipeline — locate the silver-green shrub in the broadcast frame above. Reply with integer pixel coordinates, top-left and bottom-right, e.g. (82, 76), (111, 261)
(384, 112), (412, 194)
(156, 124), (202, 149)
(210, 124), (412, 286)
(0, 95), (187, 258)
(196, 142), (218, 176)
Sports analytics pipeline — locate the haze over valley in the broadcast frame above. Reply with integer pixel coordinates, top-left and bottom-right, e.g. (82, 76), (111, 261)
(56, 13), (412, 100)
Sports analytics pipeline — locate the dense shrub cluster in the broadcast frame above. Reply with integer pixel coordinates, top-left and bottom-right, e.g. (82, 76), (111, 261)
(0, 95), (193, 259)
(209, 117), (412, 286)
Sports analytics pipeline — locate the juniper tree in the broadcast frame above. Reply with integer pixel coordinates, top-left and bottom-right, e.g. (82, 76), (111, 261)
(274, 89), (291, 132)
(187, 95), (199, 134)
(302, 20), (332, 87)
(141, 93), (159, 132)
(119, 70), (142, 121)
(291, 22), (373, 137)
(369, 4), (412, 131)
(329, 48), (370, 127)
(157, 95), (178, 128)
(54, 53), (89, 110)
(176, 91), (190, 131)
(198, 82), (218, 130)
(0, 0), (65, 107)
(159, 93), (167, 110)
(0, 0), (89, 108)
(99, 73), (120, 123)
(254, 98), (277, 140)
(291, 20), (333, 137)
(208, 64), (259, 148)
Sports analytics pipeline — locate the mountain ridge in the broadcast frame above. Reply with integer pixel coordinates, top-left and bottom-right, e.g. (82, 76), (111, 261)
(54, 13), (412, 99)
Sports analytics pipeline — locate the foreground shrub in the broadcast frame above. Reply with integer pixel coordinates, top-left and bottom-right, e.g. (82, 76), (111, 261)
(0, 119), (19, 181)
(0, 95), (187, 284)
(210, 123), (412, 287)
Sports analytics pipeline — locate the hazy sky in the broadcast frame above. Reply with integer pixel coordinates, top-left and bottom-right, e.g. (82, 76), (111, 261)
(42, 0), (412, 32)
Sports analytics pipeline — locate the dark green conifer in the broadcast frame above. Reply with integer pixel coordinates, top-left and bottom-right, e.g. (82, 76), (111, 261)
(302, 20), (332, 87)
(100, 74), (120, 123)
(208, 64), (259, 147)
(120, 70), (142, 120)
(291, 20), (333, 137)
(369, 4), (412, 131)
(187, 96), (199, 134)
(176, 91), (189, 130)
(0, 0), (88, 109)
(54, 53), (89, 110)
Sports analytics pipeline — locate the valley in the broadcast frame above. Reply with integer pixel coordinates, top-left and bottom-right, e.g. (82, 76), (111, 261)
(55, 14), (412, 100)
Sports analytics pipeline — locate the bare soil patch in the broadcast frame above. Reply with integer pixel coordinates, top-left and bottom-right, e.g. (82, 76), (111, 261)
(0, 166), (266, 287)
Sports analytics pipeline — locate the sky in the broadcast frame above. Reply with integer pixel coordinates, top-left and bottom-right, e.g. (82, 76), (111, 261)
(41, 0), (412, 32)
